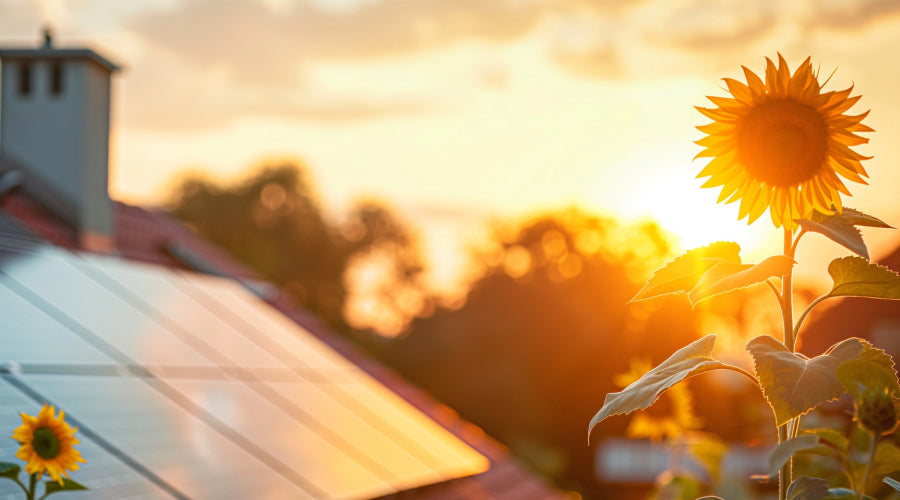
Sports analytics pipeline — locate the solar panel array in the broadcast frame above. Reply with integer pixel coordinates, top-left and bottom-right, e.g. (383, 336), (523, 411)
(0, 232), (488, 499)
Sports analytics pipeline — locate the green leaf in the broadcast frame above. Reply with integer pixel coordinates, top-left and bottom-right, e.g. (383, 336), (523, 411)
(746, 336), (872, 426)
(797, 218), (869, 260)
(630, 241), (741, 302)
(43, 478), (87, 495)
(787, 476), (829, 500)
(769, 435), (820, 477)
(588, 335), (736, 442)
(814, 207), (894, 229)
(837, 359), (900, 402)
(688, 255), (794, 305)
(797, 208), (893, 260)
(885, 476), (900, 492)
(802, 428), (849, 455)
(0, 462), (20, 480)
(871, 441), (900, 477)
(828, 256), (900, 300)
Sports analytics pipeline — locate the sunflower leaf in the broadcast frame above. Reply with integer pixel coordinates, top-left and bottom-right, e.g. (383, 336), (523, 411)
(828, 256), (900, 300)
(746, 336), (873, 426)
(796, 218), (869, 260)
(798, 208), (893, 260)
(871, 442), (900, 477)
(589, 335), (736, 442)
(689, 255), (794, 305)
(800, 428), (849, 455)
(768, 436), (820, 477)
(0, 462), (20, 480)
(43, 478), (88, 495)
(836, 358), (900, 403)
(630, 242), (742, 302)
(813, 207), (894, 229)
(786, 476), (829, 500)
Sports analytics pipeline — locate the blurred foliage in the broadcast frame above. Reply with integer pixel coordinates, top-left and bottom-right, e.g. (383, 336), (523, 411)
(376, 209), (768, 496)
(168, 162), (427, 334)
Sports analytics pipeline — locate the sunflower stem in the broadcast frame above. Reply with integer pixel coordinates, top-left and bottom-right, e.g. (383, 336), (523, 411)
(859, 430), (878, 499)
(26, 473), (37, 500)
(779, 227), (797, 500)
(793, 294), (831, 347)
(765, 279), (782, 303)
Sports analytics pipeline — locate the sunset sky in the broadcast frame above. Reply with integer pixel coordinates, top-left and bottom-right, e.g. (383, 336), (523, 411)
(2, 0), (900, 291)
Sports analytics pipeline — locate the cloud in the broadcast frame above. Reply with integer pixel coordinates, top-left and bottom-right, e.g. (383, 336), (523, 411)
(127, 0), (545, 88)
(120, 50), (433, 130)
(548, 15), (623, 79)
(808, 0), (900, 30)
(0, 1), (45, 40)
(644, 0), (776, 51)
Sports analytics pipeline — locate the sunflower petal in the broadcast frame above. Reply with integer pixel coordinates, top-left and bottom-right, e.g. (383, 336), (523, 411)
(706, 95), (744, 111)
(723, 78), (753, 105)
(747, 186), (770, 223)
(742, 66), (766, 100)
(695, 121), (733, 135)
(696, 106), (739, 122)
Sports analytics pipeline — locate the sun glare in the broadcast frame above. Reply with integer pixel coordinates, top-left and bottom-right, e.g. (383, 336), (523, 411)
(613, 167), (771, 257)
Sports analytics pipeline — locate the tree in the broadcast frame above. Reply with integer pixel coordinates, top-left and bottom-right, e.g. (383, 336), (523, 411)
(168, 162), (427, 335)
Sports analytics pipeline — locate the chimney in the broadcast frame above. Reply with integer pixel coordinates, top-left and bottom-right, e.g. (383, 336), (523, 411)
(0, 29), (120, 252)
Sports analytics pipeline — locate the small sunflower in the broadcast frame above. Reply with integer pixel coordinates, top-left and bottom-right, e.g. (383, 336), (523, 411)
(11, 404), (85, 484)
(615, 358), (702, 441)
(695, 54), (872, 228)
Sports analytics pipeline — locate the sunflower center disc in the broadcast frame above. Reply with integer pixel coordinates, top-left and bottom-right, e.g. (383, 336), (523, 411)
(737, 99), (827, 186)
(32, 427), (60, 460)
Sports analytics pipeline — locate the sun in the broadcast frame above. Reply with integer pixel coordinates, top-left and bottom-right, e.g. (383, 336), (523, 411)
(614, 167), (769, 255)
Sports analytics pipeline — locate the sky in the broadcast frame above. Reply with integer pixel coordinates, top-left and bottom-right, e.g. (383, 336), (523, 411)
(2, 0), (900, 292)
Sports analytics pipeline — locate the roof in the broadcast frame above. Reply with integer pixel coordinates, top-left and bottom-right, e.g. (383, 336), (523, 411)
(0, 46), (121, 72)
(0, 189), (563, 499)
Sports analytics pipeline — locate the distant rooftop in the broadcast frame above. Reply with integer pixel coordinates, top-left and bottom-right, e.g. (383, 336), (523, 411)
(0, 29), (120, 72)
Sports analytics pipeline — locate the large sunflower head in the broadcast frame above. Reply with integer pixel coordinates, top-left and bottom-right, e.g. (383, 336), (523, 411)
(11, 404), (85, 484)
(695, 54), (872, 228)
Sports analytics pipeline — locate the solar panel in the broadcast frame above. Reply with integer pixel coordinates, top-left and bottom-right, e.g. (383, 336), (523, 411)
(0, 244), (489, 498)
(0, 278), (115, 366)
(1, 247), (216, 369)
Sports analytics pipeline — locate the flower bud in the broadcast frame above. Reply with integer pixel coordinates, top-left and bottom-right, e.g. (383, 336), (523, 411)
(857, 389), (899, 434)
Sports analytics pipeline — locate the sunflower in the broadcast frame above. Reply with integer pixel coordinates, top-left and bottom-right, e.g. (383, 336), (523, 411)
(11, 404), (85, 484)
(695, 54), (872, 228)
(615, 358), (702, 441)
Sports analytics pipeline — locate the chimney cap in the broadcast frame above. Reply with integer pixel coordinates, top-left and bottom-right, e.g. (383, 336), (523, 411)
(0, 36), (121, 73)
